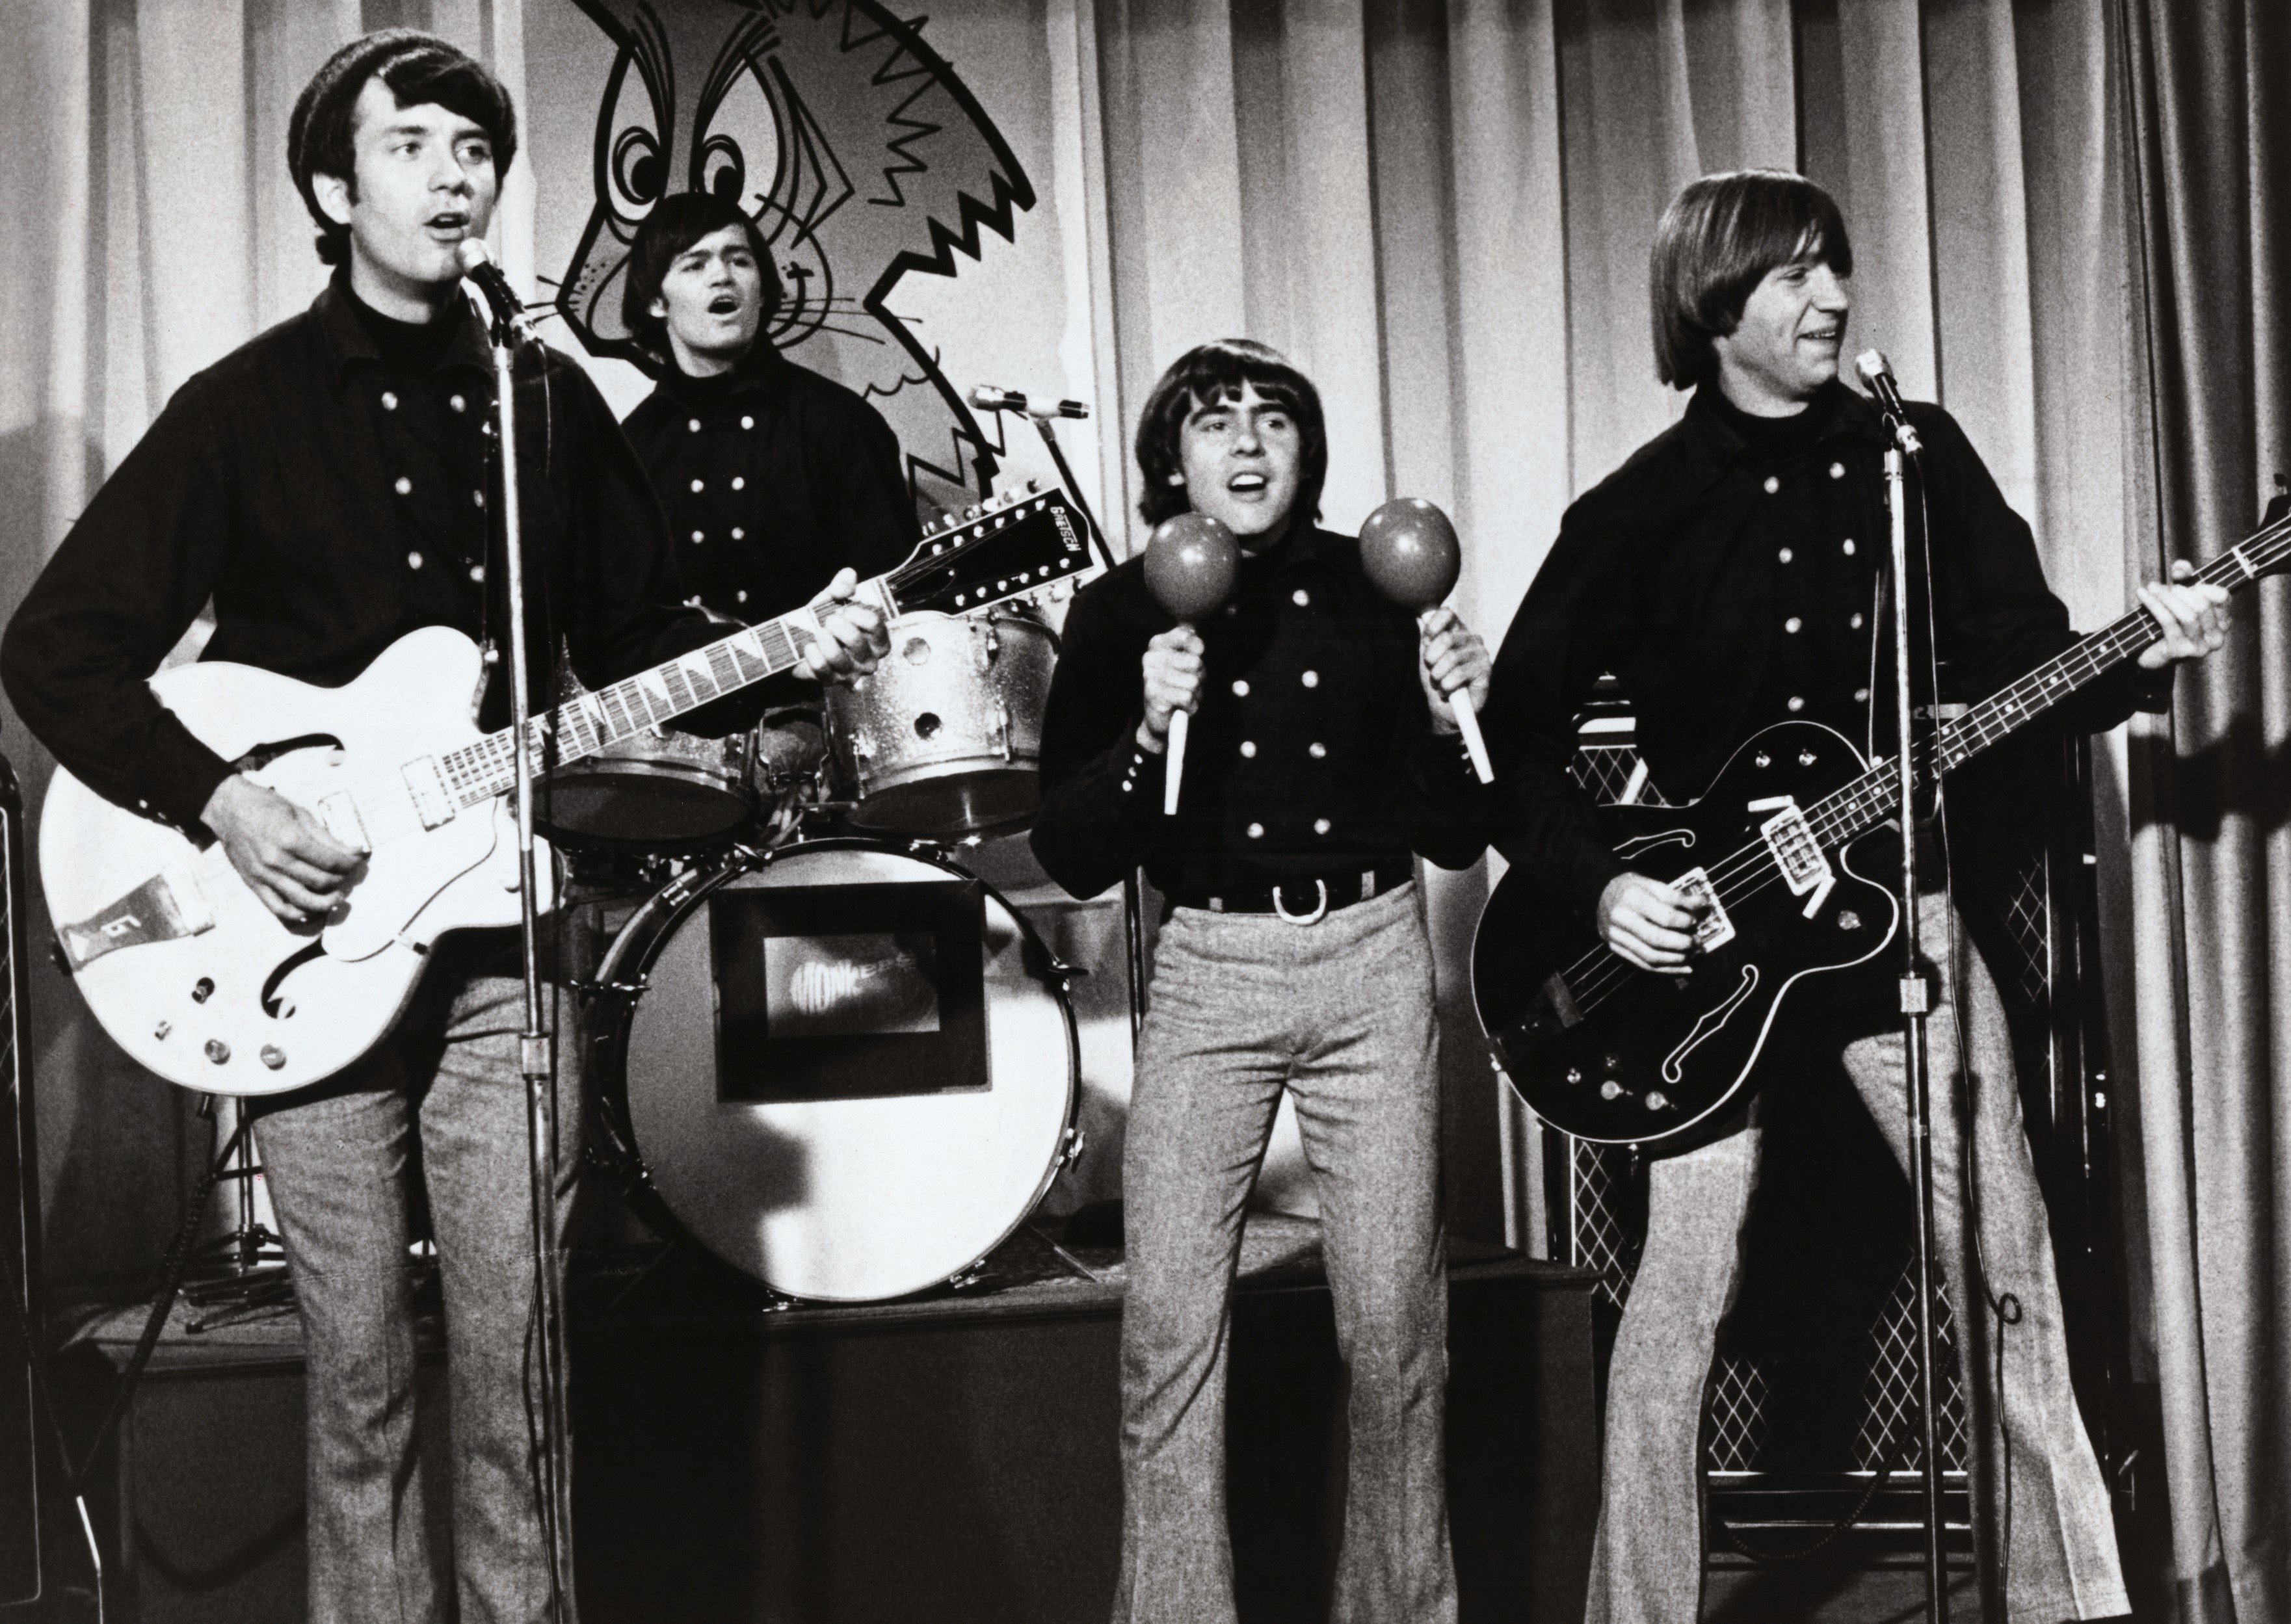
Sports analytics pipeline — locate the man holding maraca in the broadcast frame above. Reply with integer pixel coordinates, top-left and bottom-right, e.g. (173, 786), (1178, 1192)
(1032, 339), (1492, 1624)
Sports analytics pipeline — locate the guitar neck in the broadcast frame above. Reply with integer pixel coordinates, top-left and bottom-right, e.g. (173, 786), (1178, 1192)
(1805, 529), (2280, 852)
(439, 583), (892, 807)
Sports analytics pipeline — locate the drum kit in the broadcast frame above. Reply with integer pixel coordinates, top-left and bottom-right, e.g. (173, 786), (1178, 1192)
(538, 583), (1082, 1305)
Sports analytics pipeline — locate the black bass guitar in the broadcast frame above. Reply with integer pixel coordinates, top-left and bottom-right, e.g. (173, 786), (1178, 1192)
(1473, 518), (2284, 1146)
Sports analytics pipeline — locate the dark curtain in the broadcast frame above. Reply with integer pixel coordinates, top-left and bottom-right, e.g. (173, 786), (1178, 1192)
(2119, 1), (2291, 1619)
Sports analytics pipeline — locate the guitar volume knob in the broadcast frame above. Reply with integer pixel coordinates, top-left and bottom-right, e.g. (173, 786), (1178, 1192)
(1646, 1090), (1669, 1111)
(191, 977), (215, 1004)
(1600, 1080), (1623, 1101)
(204, 1040), (230, 1065)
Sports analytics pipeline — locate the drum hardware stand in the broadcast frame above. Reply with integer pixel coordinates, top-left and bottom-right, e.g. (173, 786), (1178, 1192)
(1871, 369), (1951, 1624)
(467, 267), (578, 1624)
(163, 1095), (297, 1331)
(968, 386), (1149, 1043)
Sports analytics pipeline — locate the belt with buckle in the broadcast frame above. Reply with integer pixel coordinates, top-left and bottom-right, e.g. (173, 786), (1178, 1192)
(1170, 861), (1413, 926)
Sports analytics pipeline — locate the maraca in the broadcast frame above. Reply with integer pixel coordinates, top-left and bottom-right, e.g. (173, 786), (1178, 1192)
(1359, 497), (1494, 784)
(1142, 511), (1240, 815)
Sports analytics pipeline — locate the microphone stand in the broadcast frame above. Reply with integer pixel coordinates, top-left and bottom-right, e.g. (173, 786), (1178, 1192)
(1881, 414), (1949, 1624)
(1018, 411), (1144, 1040)
(973, 391), (1144, 1041)
(483, 299), (579, 1623)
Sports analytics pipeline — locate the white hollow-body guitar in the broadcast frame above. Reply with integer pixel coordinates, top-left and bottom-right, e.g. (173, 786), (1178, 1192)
(42, 486), (1089, 1095)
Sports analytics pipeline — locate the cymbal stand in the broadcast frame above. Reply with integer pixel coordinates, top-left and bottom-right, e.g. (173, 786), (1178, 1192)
(1882, 423), (1949, 1624)
(477, 289), (577, 1623)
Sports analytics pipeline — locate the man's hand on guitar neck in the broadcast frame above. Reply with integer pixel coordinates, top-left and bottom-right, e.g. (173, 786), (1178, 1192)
(2134, 557), (2231, 670)
(202, 774), (364, 925)
(1598, 872), (1710, 973)
(795, 567), (892, 687)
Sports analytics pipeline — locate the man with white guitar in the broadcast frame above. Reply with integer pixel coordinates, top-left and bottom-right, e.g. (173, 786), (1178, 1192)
(1, 29), (886, 1624)
(1482, 171), (2229, 1624)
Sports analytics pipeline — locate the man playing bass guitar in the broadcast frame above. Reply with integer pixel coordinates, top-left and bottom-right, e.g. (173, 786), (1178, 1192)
(1479, 170), (2227, 1624)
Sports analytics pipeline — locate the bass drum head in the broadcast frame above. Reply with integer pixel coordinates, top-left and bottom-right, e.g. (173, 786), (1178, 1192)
(606, 840), (1076, 1302)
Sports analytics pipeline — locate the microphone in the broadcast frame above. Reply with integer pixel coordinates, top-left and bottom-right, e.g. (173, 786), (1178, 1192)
(456, 239), (535, 344)
(1853, 350), (1922, 454)
(970, 385), (1089, 421)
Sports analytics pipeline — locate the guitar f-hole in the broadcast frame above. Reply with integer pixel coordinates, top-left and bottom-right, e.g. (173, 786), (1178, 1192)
(260, 941), (325, 1019)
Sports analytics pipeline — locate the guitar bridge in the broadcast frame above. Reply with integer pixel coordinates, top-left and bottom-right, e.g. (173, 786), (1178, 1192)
(1671, 867), (1736, 952)
(1749, 796), (1836, 917)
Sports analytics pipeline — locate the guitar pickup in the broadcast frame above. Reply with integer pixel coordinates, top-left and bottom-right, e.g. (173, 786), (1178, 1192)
(1671, 867), (1736, 952)
(401, 757), (455, 830)
(58, 869), (214, 971)
(1749, 795), (1836, 918)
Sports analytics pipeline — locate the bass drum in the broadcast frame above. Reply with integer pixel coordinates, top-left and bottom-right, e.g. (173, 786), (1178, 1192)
(589, 839), (1079, 1302)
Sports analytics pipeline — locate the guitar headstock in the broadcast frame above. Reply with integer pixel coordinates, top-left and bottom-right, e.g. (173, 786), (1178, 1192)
(888, 484), (1094, 619)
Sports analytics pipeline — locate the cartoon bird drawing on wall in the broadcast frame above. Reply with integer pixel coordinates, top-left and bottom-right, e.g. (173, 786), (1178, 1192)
(557, 0), (1036, 510)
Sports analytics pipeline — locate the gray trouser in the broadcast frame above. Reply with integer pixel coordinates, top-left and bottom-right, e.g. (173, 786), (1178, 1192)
(1585, 904), (2129, 1624)
(254, 937), (577, 1624)
(1115, 883), (1458, 1624)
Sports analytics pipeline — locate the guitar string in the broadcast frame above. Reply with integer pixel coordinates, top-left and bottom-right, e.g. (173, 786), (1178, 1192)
(166, 495), (1081, 900)
(1541, 519), (2285, 1024)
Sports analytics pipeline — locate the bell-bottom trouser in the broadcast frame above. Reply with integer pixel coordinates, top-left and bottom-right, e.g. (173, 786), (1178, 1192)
(1113, 884), (1459, 1624)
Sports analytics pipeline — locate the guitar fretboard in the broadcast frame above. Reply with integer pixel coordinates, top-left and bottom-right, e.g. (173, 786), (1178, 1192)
(1801, 519), (2286, 854)
(436, 609), (827, 807)
(420, 485), (1088, 809)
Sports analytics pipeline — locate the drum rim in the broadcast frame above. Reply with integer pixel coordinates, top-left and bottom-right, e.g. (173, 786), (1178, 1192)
(585, 835), (1083, 1303)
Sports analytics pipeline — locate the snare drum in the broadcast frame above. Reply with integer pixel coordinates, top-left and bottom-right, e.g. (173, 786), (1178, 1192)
(825, 609), (1055, 837)
(587, 839), (1080, 1302)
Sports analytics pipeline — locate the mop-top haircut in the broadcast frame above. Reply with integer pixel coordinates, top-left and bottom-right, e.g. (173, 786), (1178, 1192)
(1133, 339), (1329, 529)
(1650, 170), (1853, 390)
(620, 191), (786, 372)
(289, 29), (519, 268)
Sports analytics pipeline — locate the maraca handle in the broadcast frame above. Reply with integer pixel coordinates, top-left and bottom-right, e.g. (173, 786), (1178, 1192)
(1164, 707), (1190, 816)
(1452, 694), (1494, 785)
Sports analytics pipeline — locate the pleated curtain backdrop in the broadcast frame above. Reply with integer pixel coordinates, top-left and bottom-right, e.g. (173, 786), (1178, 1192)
(0, 1), (2283, 1614)
(2121, 3), (2291, 1620)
